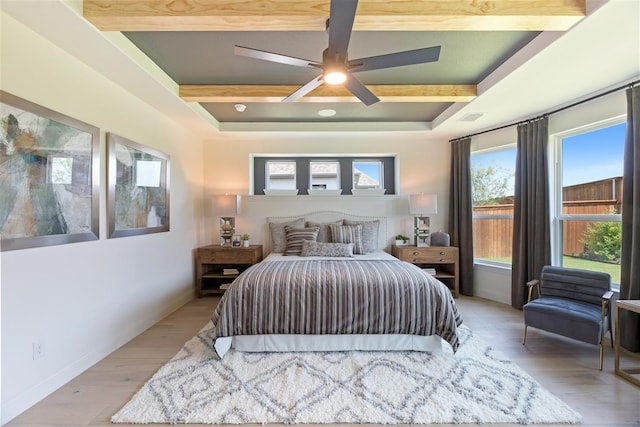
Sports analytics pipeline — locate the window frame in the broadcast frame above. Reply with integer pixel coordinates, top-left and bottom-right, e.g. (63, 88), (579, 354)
(551, 117), (625, 286)
(470, 144), (517, 267)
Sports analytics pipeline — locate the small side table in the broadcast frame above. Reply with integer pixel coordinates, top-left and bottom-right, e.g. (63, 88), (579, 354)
(614, 299), (640, 387)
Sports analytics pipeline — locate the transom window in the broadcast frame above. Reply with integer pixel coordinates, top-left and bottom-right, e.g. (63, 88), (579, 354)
(253, 156), (396, 195)
(266, 160), (296, 190)
(310, 161), (340, 190)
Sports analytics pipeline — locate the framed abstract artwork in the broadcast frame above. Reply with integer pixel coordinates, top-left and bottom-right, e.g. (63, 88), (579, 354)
(107, 133), (170, 238)
(0, 91), (99, 251)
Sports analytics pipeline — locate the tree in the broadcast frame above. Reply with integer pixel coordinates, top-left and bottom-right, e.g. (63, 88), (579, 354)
(471, 161), (514, 205)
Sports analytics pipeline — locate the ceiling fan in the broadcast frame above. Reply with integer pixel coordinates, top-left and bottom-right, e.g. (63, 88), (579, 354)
(234, 0), (441, 106)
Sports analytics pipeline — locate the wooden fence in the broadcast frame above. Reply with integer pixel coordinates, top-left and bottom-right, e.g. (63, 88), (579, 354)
(473, 177), (622, 259)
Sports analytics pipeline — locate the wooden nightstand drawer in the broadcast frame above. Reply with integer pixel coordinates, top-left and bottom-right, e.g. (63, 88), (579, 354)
(198, 246), (262, 264)
(391, 245), (459, 298)
(407, 248), (457, 263)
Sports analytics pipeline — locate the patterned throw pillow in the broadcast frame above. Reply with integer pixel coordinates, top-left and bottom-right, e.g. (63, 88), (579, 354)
(305, 220), (343, 243)
(343, 219), (380, 253)
(329, 224), (364, 255)
(284, 226), (320, 256)
(269, 218), (305, 253)
(300, 241), (354, 257)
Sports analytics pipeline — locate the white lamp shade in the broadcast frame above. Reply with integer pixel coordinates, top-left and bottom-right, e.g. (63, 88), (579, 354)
(212, 194), (238, 215)
(409, 193), (438, 214)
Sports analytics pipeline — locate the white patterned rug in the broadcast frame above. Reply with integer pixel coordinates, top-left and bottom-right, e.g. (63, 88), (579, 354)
(112, 323), (580, 424)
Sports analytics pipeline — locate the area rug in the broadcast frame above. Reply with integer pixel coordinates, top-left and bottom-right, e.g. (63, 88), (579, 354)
(112, 323), (581, 424)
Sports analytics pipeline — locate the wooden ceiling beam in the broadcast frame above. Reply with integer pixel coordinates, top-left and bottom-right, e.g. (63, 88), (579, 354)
(179, 84), (477, 103)
(84, 0), (585, 32)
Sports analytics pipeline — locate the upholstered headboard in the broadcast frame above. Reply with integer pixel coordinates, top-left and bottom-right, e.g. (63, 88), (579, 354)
(265, 210), (388, 255)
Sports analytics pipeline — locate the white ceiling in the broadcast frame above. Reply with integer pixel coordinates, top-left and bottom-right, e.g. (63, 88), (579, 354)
(1, 0), (639, 140)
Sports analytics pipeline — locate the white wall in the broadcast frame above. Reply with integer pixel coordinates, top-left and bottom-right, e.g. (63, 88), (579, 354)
(0, 12), (205, 423)
(201, 132), (452, 250)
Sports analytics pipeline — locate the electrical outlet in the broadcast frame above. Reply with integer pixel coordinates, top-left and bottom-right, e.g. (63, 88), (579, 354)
(33, 341), (45, 360)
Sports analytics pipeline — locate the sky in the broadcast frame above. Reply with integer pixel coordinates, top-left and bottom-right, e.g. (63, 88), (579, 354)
(472, 122), (626, 193)
(562, 122), (625, 186)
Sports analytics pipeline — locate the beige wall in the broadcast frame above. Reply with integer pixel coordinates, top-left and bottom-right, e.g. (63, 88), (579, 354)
(201, 132), (452, 247)
(0, 11), (205, 422)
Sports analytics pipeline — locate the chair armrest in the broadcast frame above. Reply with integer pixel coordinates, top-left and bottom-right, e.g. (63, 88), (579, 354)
(525, 279), (541, 303)
(526, 279), (540, 288)
(601, 291), (615, 320)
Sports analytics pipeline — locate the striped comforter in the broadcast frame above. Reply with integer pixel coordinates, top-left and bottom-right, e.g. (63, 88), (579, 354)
(210, 258), (462, 356)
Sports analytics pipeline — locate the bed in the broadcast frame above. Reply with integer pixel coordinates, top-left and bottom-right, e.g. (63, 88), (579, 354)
(210, 212), (462, 358)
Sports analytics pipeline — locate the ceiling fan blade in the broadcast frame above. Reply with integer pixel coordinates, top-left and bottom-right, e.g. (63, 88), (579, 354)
(344, 73), (380, 106)
(348, 46), (441, 73)
(282, 75), (324, 102)
(235, 45), (320, 69)
(327, 0), (358, 59)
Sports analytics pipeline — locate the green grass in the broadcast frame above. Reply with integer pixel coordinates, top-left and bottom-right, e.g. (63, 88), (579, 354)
(476, 256), (621, 284)
(561, 256), (621, 284)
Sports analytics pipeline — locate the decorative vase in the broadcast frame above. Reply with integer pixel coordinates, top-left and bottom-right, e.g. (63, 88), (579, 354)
(242, 240), (250, 247)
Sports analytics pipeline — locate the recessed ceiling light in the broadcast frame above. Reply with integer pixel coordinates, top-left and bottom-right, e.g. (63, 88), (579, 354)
(234, 104), (246, 112)
(318, 109), (336, 117)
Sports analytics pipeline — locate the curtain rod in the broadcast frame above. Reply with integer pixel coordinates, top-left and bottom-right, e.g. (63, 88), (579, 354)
(449, 79), (639, 143)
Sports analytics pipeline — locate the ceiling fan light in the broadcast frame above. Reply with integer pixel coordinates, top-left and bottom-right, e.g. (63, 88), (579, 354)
(324, 70), (347, 85)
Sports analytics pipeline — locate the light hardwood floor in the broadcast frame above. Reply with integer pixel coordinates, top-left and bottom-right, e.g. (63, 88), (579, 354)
(5, 296), (640, 427)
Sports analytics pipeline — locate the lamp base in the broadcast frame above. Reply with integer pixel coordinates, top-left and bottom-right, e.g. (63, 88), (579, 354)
(414, 216), (430, 247)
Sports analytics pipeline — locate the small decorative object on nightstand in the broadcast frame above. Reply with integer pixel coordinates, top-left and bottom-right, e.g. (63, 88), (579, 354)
(392, 244), (459, 298)
(195, 244), (262, 297)
(409, 193), (438, 247)
(430, 230), (450, 247)
(212, 194), (238, 246)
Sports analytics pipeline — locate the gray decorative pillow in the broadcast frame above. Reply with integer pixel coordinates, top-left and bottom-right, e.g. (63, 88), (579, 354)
(269, 218), (305, 253)
(300, 241), (354, 257)
(284, 226), (320, 256)
(343, 219), (380, 253)
(329, 224), (364, 255)
(305, 220), (343, 243)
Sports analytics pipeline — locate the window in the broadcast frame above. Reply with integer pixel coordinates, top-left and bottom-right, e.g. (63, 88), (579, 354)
(471, 146), (516, 265)
(554, 120), (625, 285)
(266, 160), (296, 190)
(353, 161), (383, 190)
(310, 161), (340, 190)
(252, 156), (396, 195)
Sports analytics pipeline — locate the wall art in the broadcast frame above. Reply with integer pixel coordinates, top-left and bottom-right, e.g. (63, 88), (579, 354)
(0, 91), (99, 251)
(107, 133), (170, 238)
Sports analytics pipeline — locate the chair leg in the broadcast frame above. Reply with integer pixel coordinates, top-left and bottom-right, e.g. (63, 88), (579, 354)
(522, 325), (528, 345)
(599, 342), (604, 371)
(609, 322), (614, 348)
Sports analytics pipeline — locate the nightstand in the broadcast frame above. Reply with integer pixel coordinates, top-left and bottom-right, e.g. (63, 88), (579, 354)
(195, 244), (263, 297)
(391, 245), (459, 298)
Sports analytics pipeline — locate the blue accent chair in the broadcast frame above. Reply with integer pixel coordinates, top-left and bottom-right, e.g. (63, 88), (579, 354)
(522, 265), (614, 370)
